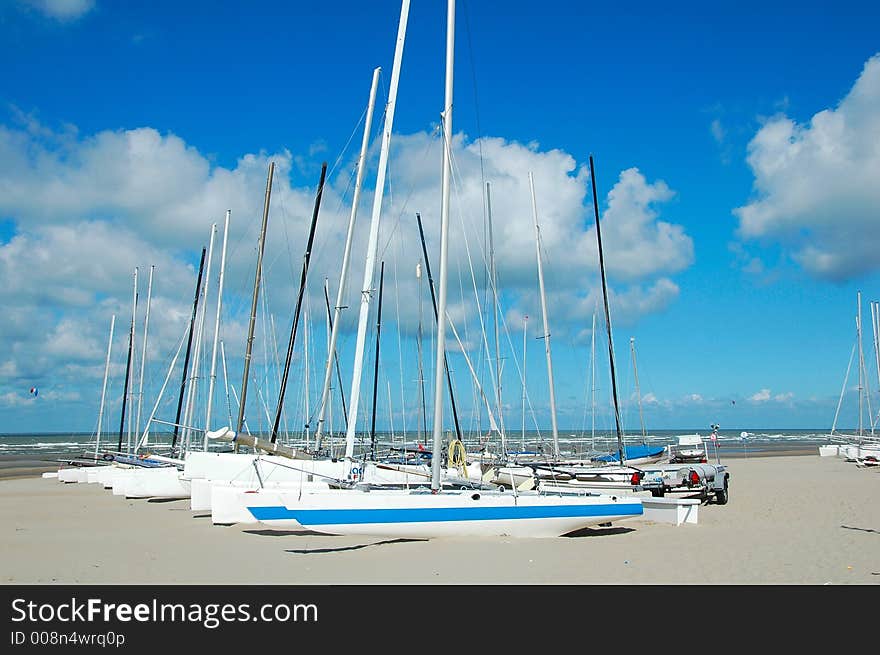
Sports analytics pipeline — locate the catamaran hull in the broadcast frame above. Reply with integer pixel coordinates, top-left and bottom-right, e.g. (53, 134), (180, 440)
(123, 467), (189, 499)
(249, 489), (643, 539)
(210, 483), (327, 525)
(58, 467), (89, 483)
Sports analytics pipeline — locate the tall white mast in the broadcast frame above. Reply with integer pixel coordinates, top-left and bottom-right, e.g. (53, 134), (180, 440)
(134, 265), (153, 446)
(94, 314), (116, 460)
(314, 67), (381, 451)
(324, 279), (333, 444)
(204, 210), (230, 446)
(431, 0), (455, 490)
(344, 0), (410, 460)
(858, 291), (864, 437)
(529, 172), (560, 460)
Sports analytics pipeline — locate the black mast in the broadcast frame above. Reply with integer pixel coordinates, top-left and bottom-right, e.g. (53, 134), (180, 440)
(172, 247), (207, 453)
(589, 155), (625, 466)
(117, 286), (137, 453)
(416, 212), (462, 443)
(369, 261), (385, 460)
(323, 280), (348, 431)
(271, 162), (327, 443)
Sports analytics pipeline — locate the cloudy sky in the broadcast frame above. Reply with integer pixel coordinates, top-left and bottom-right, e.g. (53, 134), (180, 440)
(2, 0), (880, 438)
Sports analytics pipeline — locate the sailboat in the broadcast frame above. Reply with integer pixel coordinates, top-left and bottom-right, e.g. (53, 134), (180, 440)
(246, 0), (643, 538)
(819, 291), (880, 462)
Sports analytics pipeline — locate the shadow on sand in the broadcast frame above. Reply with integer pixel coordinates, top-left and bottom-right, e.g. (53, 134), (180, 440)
(282, 537), (425, 554)
(562, 525), (636, 538)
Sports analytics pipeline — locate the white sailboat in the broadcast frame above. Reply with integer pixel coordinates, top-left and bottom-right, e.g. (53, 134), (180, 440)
(247, 0), (643, 538)
(819, 291), (880, 461)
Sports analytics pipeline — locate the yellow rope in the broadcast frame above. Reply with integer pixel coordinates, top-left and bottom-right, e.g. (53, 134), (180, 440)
(447, 439), (468, 477)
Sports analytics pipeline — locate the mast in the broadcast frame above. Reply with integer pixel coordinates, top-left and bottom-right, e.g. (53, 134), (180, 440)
(591, 310), (596, 451)
(118, 268), (137, 453)
(857, 291), (864, 438)
(416, 262), (427, 444)
(370, 261), (385, 460)
(314, 67), (381, 451)
(487, 181), (506, 451)
(134, 265), (154, 446)
(589, 154), (625, 465)
(529, 172), (560, 460)
(204, 210), (230, 445)
(416, 212), (462, 442)
(322, 280), (348, 431)
(630, 337), (646, 441)
(344, 0), (410, 460)
(236, 162), (275, 437)
(872, 301), (880, 432)
(521, 314), (528, 451)
(431, 0), (455, 491)
(172, 248), (206, 453)
(271, 162), (327, 443)
(94, 315), (115, 459)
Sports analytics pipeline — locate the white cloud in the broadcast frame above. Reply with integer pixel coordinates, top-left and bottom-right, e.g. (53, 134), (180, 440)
(750, 388), (771, 402)
(19, 0), (95, 21)
(0, 116), (696, 427)
(734, 53), (880, 281)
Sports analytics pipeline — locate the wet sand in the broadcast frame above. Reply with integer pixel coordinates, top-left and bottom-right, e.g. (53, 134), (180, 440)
(1, 452), (878, 585)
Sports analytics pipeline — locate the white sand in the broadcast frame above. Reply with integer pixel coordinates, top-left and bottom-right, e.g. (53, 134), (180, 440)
(1, 454), (878, 584)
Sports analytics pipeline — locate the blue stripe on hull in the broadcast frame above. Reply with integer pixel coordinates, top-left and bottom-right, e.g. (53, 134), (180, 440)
(249, 503), (643, 525)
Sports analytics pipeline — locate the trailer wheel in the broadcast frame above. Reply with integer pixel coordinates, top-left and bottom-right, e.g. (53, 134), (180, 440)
(715, 476), (729, 505)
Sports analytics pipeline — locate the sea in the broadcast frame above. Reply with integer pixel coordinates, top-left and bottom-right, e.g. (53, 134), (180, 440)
(0, 427), (843, 472)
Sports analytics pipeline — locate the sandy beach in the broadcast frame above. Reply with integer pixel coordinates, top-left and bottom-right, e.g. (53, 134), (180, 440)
(1, 453), (877, 585)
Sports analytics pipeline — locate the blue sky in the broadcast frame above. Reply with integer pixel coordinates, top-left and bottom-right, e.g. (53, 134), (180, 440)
(2, 0), (880, 437)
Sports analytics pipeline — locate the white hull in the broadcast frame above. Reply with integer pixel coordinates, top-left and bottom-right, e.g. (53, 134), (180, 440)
(210, 482), (330, 525)
(818, 444), (839, 457)
(58, 467), (89, 483)
(839, 444), (860, 461)
(190, 477), (215, 511)
(248, 488), (644, 538)
(112, 468), (139, 495)
(85, 465), (116, 483)
(123, 467), (190, 499)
